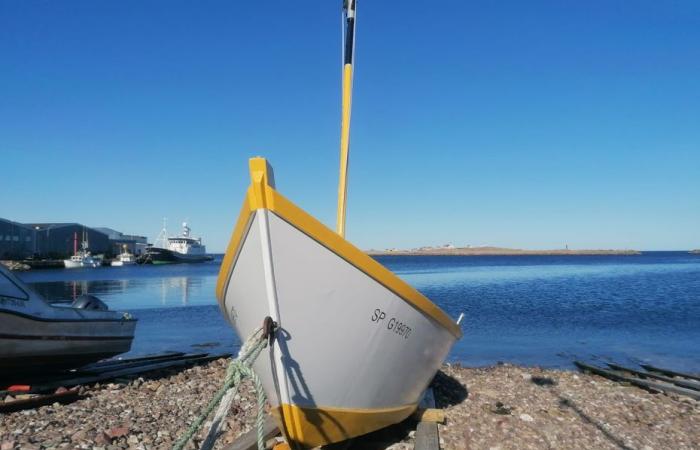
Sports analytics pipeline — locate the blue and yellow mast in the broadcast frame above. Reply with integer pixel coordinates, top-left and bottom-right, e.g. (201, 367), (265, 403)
(336, 0), (356, 237)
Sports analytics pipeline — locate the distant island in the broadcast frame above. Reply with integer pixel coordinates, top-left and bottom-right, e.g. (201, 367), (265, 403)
(367, 245), (641, 256)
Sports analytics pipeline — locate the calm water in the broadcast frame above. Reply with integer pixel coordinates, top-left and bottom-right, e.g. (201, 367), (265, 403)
(16, 252), (700, 371)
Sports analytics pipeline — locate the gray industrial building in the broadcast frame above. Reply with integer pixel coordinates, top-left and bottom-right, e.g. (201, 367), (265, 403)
(27, 223), (110, 259)
(0, 218), (144, 260)
(94, 227), (148, 255)
(0, 218), (35, 260)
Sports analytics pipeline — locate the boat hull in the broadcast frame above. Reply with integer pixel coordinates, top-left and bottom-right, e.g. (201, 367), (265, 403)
(141, 247), (213, 264)
(0, 309), (136, 374)
(63, 259), (99, 268)
(111, 260), (135, 266)
(217, 159), (461, 448)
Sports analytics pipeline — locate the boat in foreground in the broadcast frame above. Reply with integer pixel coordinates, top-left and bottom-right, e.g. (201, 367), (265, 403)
(217, 2), (460, 447)
(0, 265), (136, 374)
(216, 159), (462, 448)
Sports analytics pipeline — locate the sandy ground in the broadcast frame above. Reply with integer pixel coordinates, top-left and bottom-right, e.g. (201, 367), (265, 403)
(1, 359), (698, 450)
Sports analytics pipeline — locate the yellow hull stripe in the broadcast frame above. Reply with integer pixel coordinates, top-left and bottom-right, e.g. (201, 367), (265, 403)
(273, 403), (417, 448)
(216, 193), (254, 305)
(216, 157), (462, 339)
(336, 63), (353, 237)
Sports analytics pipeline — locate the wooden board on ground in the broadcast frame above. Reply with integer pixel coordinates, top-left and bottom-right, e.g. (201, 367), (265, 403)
(414, 408), (446, 424)
(607, 363), (700, 391)
(223, 415), (280, 450)
(575, 361), (700, 400)
(641, 364), (700, 382)
(415, 421), (440, 450)
(0, 389), (80, 413)
(27, 354), (227, 394)
(414, 387), (440, 450)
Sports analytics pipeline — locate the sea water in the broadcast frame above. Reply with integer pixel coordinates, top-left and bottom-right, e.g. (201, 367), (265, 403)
(16, 252), (700, 371)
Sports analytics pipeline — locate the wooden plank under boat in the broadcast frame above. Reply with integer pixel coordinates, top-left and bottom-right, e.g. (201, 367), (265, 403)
(216, 158), (462, 448)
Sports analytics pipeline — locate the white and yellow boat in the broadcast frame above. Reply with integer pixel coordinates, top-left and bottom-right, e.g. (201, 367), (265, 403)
(216, 1), (462, 447)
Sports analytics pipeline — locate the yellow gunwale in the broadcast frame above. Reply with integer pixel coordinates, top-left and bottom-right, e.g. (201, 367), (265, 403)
(216, 161), (463, 339)
(216, 196), (254, 310)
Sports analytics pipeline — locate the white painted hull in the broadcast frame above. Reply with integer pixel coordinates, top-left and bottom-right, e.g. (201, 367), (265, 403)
(111, 260), (135, 266)
(217, 159), (461, 448)
(63, 259), (82, 268)
(63, 259), (100, 268)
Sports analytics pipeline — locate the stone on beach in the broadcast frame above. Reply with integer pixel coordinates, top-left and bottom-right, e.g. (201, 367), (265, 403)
(0, 358), (698, 450)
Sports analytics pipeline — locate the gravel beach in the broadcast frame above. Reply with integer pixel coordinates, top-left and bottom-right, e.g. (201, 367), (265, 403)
(1, 358), (698, 450)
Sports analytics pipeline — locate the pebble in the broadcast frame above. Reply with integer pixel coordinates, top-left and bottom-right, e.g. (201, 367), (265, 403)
(2, 360), (699, 450)
(105, 427), (129, 439)
(0, 358), (258, 450)
(438, 364), (700, 450)
(70, 430), (86, 442)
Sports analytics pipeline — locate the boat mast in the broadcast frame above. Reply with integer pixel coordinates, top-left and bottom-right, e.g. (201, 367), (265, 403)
(335, 0), (356, 237)
(154, 218), (169, 249)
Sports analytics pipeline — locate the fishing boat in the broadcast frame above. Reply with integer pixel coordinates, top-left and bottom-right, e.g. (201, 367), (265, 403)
(141, 221), (213, 264)
(63, 231), (100, 268)
(0, 264), (136, 373)
(216, 1), (462, 447)
(111, 245), (137, 266)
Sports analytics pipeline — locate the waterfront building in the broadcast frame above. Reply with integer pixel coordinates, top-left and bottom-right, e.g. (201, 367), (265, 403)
(0, 218), (35, 259)
(28, 223), (110, 258)
(0, 218), (110, 259)
(94, 227), (148, 255)
(0, 217), (151, 259)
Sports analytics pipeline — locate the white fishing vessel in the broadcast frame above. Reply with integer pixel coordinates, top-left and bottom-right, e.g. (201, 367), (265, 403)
(216, 2), (462, 447)
(63, 231), (100, 268)
(111, 245), (136, 266)
(142, 221), (213, 264)
(0, 264), (136, 373)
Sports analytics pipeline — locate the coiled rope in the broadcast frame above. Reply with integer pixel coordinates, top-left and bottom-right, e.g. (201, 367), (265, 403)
(173, 325), (270, 450)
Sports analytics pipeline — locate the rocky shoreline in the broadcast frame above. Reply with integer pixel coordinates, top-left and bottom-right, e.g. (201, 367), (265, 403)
(1, 358), (698, 450)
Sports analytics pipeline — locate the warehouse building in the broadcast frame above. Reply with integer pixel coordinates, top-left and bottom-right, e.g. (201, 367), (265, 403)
(94, 227), (148, 255)
(28, 223), (110, 258)
(0, 218), (35, 259)
(0, 218), (112, 259)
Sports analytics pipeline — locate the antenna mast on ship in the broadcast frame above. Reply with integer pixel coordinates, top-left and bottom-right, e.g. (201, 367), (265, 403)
(82, 227), (89, 252)
(154, 218), (169, 249)
(336, 0), (357, 237)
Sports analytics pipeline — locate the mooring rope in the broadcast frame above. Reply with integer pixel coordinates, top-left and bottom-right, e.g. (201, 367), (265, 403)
(172, 326), (270, 450)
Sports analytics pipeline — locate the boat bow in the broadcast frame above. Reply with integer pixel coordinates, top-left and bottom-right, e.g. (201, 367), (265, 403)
(216, 158), (461, 448)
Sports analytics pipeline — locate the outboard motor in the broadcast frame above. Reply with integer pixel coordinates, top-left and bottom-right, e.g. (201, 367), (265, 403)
(71, 294), (109, 311)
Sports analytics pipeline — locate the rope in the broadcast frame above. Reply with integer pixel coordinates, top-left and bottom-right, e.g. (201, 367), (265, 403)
(173, 327), (269, 450)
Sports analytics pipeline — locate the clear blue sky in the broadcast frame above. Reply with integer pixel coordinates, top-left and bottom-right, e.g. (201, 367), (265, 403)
(1, 1), (698, 251)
